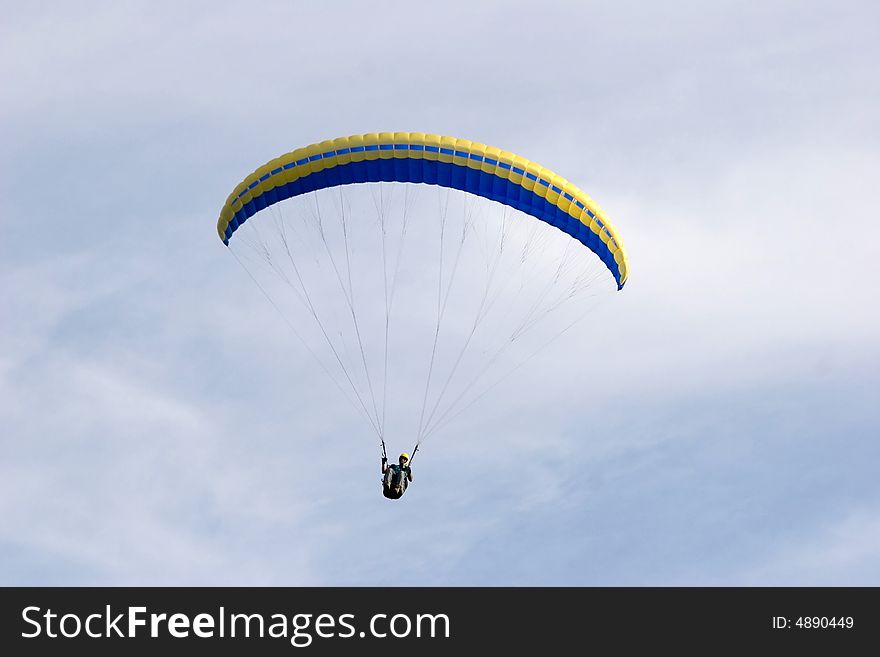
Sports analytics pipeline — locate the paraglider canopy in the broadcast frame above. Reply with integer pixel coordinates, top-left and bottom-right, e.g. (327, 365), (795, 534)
(218, 132), (628, 289)
(218, 132), (630, 470)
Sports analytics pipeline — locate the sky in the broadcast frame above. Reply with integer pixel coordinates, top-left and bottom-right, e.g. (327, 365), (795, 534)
(1, 0), (878, 586)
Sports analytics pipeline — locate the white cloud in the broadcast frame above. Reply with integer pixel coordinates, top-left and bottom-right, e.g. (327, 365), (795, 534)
(740, 507), (880, 585)
(1, 0), (878, 585)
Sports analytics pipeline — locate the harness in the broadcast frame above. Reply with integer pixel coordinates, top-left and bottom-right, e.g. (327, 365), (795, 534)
(380, 439), (420, 466)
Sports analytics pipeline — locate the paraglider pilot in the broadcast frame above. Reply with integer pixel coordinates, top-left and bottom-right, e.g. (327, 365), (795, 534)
(382, 453), (413, 499)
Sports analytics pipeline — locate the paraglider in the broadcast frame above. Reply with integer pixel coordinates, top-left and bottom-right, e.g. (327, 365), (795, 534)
(217, 132), (629, 499)
(381, 453), (413, 500)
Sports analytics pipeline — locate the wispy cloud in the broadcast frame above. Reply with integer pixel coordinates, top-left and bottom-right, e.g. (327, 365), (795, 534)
(1, 0), (878, 585)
